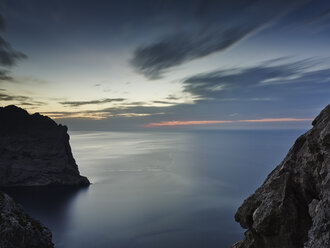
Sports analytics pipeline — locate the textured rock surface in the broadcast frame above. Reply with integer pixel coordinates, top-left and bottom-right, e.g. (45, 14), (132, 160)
(0, 105), (89, 186)
(232, 104), (330, 248)
(0, 191), (53, 248)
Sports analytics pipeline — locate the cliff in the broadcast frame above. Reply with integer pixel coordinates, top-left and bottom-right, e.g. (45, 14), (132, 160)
(0, 191), (53, 248)
(0, 105), (89, 186)
(232, 104), (330, 248)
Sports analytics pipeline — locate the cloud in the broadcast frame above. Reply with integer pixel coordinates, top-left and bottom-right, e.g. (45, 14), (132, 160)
(152, 100), (175, 104)
(0, 69), (12, 81)
(2, 75), (49, 85)
(60, 98), (181, 109)
(40, 102), (182, 120)
(131, 28), (256, 79)
(0, 14), (27, 67)
(0, 37), (27, 67)
(0, 92), (44, 106)
(60, 98), (126, 107)
(0, 13), (27, 81)
(41, 110), (114, 120)
(166, 94), (179, 100)
(144, 118), (313, 127)
(182, 58), (330, 100)
(124, 101), (148, 106)
(131, 0), (307, 79)
(100, 105), (170, 116)
(0, 92), (30, 101)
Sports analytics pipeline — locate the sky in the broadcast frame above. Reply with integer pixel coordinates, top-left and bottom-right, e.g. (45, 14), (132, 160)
(0, 0), (329, 130)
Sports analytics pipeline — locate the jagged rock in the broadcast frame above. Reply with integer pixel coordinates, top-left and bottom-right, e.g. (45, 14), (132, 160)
(0, 191), (53, 248)
(232, 104), (330, 248)
(0, 105), (89, 186)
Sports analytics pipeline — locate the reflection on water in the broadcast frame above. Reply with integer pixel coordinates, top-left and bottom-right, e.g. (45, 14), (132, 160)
(3, 130), (305, 247)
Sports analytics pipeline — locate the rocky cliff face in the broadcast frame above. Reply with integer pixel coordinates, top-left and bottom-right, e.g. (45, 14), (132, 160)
(0, 105), (89, 186)
(232, 105), (330, 248)
(0, 191), (53, 248)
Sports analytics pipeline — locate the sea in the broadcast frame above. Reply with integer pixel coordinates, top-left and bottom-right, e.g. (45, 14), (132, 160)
(4, 129), (306, 248)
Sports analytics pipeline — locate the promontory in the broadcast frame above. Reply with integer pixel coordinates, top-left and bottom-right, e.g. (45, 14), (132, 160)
(0, 105), (89, 186)
(232, 104), (330, 248)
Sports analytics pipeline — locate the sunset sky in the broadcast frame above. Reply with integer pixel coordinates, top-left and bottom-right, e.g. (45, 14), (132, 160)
(0, 0), (329, 130)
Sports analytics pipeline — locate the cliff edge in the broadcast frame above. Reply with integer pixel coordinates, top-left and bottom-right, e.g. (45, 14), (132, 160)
(0, 105), (89, 186)
(232, 104), (330, 248)
(0, 191), (53, 248)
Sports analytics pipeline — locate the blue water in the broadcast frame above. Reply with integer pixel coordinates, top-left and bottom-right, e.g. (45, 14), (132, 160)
(4, 129), (306, 248)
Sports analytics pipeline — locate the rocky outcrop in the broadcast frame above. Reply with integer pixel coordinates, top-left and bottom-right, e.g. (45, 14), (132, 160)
(231, 104), (330, 248)
(0, 105), (89, 186)
(0, 191), (53, 248)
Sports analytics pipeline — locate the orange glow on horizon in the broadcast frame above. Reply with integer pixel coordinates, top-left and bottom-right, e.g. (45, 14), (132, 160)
(144, 118), (313, 127)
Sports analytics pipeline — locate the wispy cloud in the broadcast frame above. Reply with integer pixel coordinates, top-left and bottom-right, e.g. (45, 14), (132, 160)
(0, 69), (12, 81)
(152, 100), (175, 105)
(183, 58), (330, 100)
(0, 13), (27, 82)
(131, 0), (308, 79)
(166, 94), (179, 100)
(0, 92), (30, 101)
(0, 14), (27, 69)
(144, 118), (313, 127)
(41, 111), (113, 120)
(131, 27), (257, 79)
(0, 91), (44, 106)
(60, 98), (125, 107)
(41, 104), (169, 119)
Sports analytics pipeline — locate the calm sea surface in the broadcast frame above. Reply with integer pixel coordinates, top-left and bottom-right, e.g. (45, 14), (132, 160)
(4, 129), (305, 248)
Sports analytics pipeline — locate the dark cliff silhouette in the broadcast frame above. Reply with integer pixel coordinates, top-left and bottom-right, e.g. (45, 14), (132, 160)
(0, 105), (89, 186)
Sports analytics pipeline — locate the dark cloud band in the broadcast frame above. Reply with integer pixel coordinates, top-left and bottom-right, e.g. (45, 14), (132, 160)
(183, 58), (330, 100)
(131, 0), (307, 79)
(0, 13), (27, 80)
(60, 98), (126, 107)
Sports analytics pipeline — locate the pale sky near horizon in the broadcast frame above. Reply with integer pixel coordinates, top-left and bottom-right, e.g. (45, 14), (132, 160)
(0, 0), (329, 130)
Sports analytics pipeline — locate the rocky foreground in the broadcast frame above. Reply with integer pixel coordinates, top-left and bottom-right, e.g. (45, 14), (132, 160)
(0, 191), (53, 248)
(0, 105), (89, 186)
(232, 105), (330, 248)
